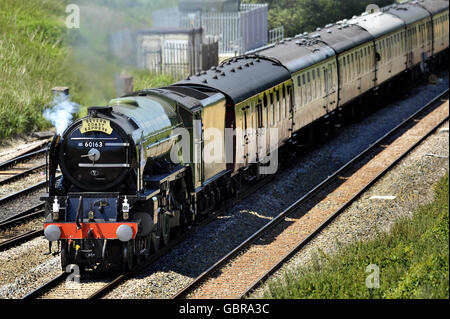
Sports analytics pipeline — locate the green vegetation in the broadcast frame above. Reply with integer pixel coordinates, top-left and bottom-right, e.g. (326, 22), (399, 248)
(261, 174), (449, 299)
(0, 0), (67, 140)
(0, 0), (175, 141)
(243, 0), (394, 37)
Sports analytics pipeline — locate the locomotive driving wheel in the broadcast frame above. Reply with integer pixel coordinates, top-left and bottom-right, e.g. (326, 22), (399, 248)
(136, 237), (151, 264)
(60, 240), (73, 271)
(122, 241), (134, 271)
(151, 228), (161, 253)
(160, 211), (171, 247)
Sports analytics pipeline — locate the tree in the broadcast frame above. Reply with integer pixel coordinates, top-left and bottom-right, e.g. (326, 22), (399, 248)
(243, 0), (395, 37)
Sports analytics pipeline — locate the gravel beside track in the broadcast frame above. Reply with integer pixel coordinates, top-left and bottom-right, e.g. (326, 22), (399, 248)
(0, 189), (46, 221)
(249, 118), (449, 298)
(0, 217), (43, 243)
(103, 74), (448, 299)
(0, 237), (60, 299)
(0, 171), (46, 199)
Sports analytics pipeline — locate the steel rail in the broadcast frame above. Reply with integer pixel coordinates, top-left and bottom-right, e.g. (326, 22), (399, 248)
(0, 204), (45, 229)
(0, 180), (47, 207)
(0, 229), (43, 251)
(21, 273), (68, 300)
(0, 148), (46, 171)
(0, 174), (61, 208)
(171, 88), (449, 299)
(0, 163), (47, 187)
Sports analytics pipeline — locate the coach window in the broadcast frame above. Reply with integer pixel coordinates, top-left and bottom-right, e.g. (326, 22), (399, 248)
(395, 34), (399, 56)
(347, 56), (351, 81)
(286, 85), (290, 118)
(316, 70), (320, 99)
(306, 72), (310, 103)
(357, 51), (361, 74)
(275, 89), (281, 123)
(270, 92), (275, 126)
(311, 71), (316, 100)
(350, 54), (354, 79)
(362, 48), (366, 73)
(297, 76), (302, 107)
(387, 38), (391, 60)
(414, 27), (417, 48)
(362, 49), (365, 73)
(263, 94), (268, 126)
(302, 74), (306, 105)
(256, 102), (263, 129)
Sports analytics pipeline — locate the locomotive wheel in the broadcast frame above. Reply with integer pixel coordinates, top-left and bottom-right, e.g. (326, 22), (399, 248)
(151, 230), (161, 253)
(160, 212), (171, 247)
(136, 237), (151, 264)
(60, 241), (71, 271)
(122, 241), (134, 271)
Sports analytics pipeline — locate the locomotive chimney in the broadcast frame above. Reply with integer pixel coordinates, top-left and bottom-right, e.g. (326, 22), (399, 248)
(115, 74), (134, 97)
(51, 86), (70, 97)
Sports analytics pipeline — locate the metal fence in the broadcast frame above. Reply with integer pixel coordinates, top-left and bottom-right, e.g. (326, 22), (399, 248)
(269, 26), (285, 44)
(141, 41), (191, 80)
(152, 3), (268, 55)
(140, 40), (218, 81)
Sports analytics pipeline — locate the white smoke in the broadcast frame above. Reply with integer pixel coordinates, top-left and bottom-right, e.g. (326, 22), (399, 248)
(43, 93), (80, 135)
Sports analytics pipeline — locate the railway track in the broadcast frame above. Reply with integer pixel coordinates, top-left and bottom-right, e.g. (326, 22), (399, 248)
(18, 89), (448, 300)
(0, 145), (50, 251)
(0, 179), (49, 249)
(172, 89), (449, 299)
(0, 203), (45, 251)
(0, 139), (49, 166)
(0, 149), (47, 187)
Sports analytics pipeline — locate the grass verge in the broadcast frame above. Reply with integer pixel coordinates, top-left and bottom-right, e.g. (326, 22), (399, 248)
(0, 0), (176, 141)
(261, 174), (449, 299)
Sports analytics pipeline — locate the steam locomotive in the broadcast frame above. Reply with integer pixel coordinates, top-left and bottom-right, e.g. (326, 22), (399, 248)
(43, 0), (449, 270)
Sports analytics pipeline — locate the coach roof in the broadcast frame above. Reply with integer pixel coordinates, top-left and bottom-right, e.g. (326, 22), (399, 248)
(415, 0), (449, 15)
(174, 55), (291, 104)
(348, 11), (405, 38)
(384, 2), (431, 25)
(309, 23), (374, 54)
(251, 38), (335, 73)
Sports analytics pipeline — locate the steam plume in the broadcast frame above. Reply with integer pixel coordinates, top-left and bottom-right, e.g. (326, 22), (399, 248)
(43, 93), (80, 135)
